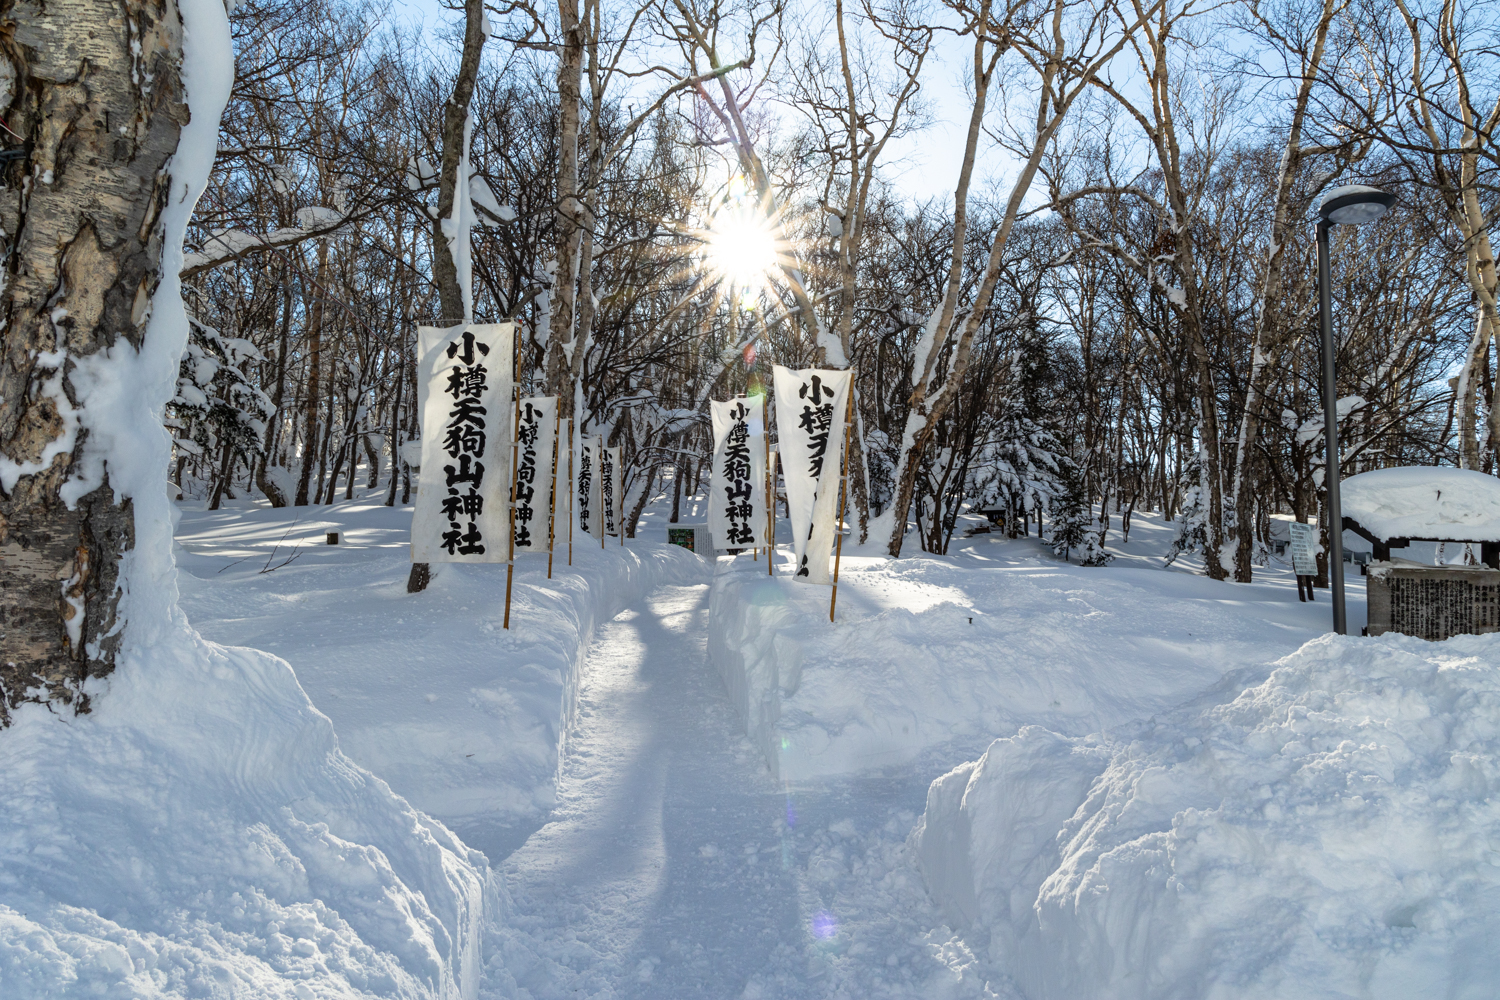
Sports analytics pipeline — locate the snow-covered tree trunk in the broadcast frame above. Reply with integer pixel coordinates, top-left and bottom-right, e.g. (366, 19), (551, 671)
(293, 240), (329, 505)
(0, 0), (208, 722)
(432, 0), (487, 326)
(547, 0), (585, 411)
(1229, 0), (1343, 584)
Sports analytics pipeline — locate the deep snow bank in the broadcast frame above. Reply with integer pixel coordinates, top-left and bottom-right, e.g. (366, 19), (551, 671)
(175, 498), (708, 858)
(0, 620), (494, 999)
(709, 545), (1331, 782)
(914, 633), (1500, 1000)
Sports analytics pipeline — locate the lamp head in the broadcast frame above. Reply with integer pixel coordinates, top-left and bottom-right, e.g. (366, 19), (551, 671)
(1319, 185), (1395, 224)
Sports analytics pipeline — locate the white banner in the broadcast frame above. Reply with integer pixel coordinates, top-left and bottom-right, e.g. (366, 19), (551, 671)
(773, 366), (851, 584)
(601, 445), (623, 537)
(412, 323), (514, 562)
(556, 426), (571, 536)
(710, 398), (769, 549)
(577, 434), (602, 540)
(514, 396), (557, 551)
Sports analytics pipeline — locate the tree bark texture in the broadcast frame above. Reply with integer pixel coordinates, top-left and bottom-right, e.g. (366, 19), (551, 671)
(0, 0), (187, 724)
(547, 0), (584, 409)
(431, 0), (486, 327)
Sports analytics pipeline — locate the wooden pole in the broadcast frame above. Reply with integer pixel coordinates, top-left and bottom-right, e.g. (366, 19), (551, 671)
(546, 408), (559, 579)
(830, 386), (854, 623)
(601, 441), (606, 551)
(503, 342), (520, 629)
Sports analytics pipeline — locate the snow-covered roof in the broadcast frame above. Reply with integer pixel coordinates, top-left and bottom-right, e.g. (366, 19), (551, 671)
(1341, 466), (1500, 541)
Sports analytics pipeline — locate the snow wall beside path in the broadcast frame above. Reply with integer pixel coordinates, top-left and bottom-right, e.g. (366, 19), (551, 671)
(175, 510), (710, 856)
(708, 554), (1314, 783)
(0, 628), (496, 999)
(384, 543), (711, 836)
(914, 633), (1500, 1000)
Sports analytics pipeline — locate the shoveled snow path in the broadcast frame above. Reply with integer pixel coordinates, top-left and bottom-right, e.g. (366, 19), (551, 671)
(487, 582), (997, 999)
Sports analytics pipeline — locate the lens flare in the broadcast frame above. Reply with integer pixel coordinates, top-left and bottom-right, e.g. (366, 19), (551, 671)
(703, 203), (780, 293)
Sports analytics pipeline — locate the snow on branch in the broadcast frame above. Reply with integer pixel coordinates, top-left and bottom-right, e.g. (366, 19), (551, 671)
(180, 207), (350, 279)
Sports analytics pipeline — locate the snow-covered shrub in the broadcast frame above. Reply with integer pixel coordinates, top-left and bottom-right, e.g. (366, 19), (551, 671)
(1078, 527), (1113, 566)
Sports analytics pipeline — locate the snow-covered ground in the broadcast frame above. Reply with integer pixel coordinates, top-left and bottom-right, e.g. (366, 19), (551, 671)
(9, 485), (1494, 1000)
(0, 507), (497, 999)
(710, 510), (1365, 782)
(174, 493), (702, 860)
(915, 631), (1500, 1000)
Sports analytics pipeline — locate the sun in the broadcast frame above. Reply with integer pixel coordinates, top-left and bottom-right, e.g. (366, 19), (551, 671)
(702, 200), (781, 294)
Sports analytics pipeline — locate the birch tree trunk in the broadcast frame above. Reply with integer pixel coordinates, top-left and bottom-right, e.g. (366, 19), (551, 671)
(1385, 0), (1500, 469)
(0, 0), (189, 723)
(431, 0), (487, 326)
(548, 0), (585, 410)
(293, 240), (329, 505)
(1229, 0), (1345, 583)
(884, 0), (1154, 557)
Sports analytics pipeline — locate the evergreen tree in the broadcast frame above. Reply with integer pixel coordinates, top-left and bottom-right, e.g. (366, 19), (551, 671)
(986, 329), (1068, 536)
(168, 320), (273, 503)
(1049, 460), (1090, 561)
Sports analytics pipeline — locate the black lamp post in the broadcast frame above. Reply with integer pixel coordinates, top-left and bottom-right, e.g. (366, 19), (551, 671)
(1317, 185), (1395, 635)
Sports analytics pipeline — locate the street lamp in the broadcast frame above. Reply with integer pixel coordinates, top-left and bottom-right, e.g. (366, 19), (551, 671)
(1317, 185), (1395, 635)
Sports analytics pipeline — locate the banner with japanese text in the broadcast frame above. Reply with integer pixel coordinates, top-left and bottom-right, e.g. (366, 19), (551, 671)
(772, 365), (850, 584)
(577, 433), (602, 540)
(709, 398), (768, 549)
(600, 445), (623, 537)
(514, 396), (557, 551)
(411, 323), (514, 562)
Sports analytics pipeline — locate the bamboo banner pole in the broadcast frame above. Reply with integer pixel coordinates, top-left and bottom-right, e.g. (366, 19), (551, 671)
(567, 418), (574, 566)
(830, 386), (855, 623)
(503, 360), (521, 629)
(546, 409), (559, 579)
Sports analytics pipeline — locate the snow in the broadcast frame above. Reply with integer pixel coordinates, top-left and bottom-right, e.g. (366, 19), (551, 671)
(181, 207), (347, 274)
(469, 175), (510, 225)
(0, 626), (494, 999)
(480, 578), (988, 999)
(1294, 395), (1366, 444)
(1341, 465), (1500, 541)
(295, 206), (345, 229)
(1320, 184), (1387, 209)
(12, 374), (1490, 1000)
(174, 495), (704, 859)
(914, 631), (1500, 999)
(710, 511), (1351, 782)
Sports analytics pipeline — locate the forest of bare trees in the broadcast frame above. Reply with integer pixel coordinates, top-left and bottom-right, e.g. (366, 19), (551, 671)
(169, 0), (1496, 588)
